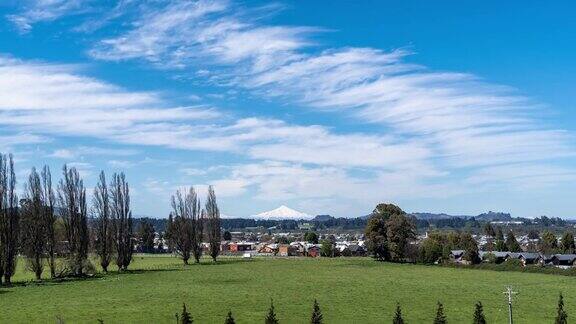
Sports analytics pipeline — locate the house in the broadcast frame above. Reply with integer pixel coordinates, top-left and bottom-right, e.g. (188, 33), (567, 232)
(306, 245), (321, 257)
(339, 244), (366, 257)
(551, 254), (576, 267)
(278, 244), (298, 256)
(450, 250), (465, 263)
(258, 243), (278, 254)
(539, 254), (554, 266)
(229, 242), (253, 252)
(478, 251), (510, 263)
(517, 253), (541, 266)
(220, 242), (231, 252)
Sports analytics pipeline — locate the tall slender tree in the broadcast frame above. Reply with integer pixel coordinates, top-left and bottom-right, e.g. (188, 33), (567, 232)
(0, 153), (19, 285)
(205, 186), (221, 262)
(265, 299), (279, 324)
(393, 303), (404, 324)
(42, 166), (57, 278)
(224, 311), (235, 324)
(137, 220), (155, 253)
(20, 168), (48, 280)
(433, 302), (447, 324)
(310, 299), (323, 324)
(93, 171), (114, 272)
(58, 165), (89, 276)
(561, 232), (576, 254)
(556, 293), (568, 324)
(473, 301), (486, 324)
(111, 173), (132, 271)
(189, 188), (203, 263)
(170, 189), (193, 264)
(505, 230), (522, 252)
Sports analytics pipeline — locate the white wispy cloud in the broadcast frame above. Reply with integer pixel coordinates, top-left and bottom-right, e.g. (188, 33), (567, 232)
(86, 0), (576, 193)
(89, 0), (316, 71)
(6, 0), (91, 33)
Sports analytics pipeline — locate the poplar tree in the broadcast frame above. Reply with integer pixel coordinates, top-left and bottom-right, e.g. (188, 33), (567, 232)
(20, 168), (47, 280)
(58, 165), (89, 276)
(561, 232), (576, 254)
(472, 301), (486, 324)
(42, 166), (57, 278)
(111, 173), (132, 271)
(393, 303), (404, 324)
(0, 153), (19, 285)
(93, 171), (114, 272)
(556, 293), (568, 324)
(434, 302), (447, 324)
(170, 189), (193, 264)
(205, 186), (221, 262)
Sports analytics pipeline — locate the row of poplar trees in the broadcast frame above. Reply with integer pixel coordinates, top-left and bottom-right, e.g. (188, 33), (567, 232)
(166, 185), (221, 264)
(0, 152), (134, 285)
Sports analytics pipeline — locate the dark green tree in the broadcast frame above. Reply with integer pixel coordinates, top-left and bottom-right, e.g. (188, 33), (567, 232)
(310, 299), (323, 324)
(265, 299), (279, 324)
(494, 239), (507, 252)
(224, 310), (235, 324)
(434, 302), (447, 324)
(304, 232), (319, 244)
(473, 301), (486, 324)
(460, 232), (480, 264)
(505, 230), (521, 252)
(561, 232), (575, 254)
(540, 231), (559, 254)
(483, 223), (495, 237)
(386, 213), (417, 261)
(180, 303), (193, 324)
(556, 293), (568, 324)
(223, 230), (232, 241)
(365, 203), (410, 261)
(393, 303), (404, 324)
(320, 240), (334, 257)
(137, 220), (156, 253)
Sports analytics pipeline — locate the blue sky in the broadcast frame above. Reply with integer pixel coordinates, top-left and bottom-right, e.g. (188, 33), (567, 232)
(1, 0), (575, 218)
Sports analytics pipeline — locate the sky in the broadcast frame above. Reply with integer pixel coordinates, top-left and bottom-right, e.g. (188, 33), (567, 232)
(0, 0), (575, 218)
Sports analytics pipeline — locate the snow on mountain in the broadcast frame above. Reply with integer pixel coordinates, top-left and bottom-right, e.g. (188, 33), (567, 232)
(253, 205), (312, 220)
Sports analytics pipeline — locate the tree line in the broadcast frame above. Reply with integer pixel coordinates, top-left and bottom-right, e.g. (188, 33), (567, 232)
(72, 294), (570, 323)
(0, 152), (222, 286)
(0, 152), (134, 284)
(364, 203), (576, 265)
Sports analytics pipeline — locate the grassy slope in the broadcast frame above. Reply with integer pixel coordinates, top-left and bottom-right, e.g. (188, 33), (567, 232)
(0, 256), (572, 323)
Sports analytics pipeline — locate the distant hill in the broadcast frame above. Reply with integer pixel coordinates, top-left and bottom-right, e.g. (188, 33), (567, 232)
(410, 212), (472, 220)
(475, 211), (512, 221)
(362, 211), (514, 221)
(313, 215), (334, 222)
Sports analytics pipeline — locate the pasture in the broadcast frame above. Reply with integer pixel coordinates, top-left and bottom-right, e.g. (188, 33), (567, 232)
(0, 256), (572, 323)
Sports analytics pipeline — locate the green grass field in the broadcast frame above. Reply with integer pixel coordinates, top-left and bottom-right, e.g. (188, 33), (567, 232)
(0, 255), (573, 323)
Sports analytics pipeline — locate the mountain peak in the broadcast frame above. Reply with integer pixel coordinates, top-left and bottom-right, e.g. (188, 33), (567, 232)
(254, 205), (312, 220)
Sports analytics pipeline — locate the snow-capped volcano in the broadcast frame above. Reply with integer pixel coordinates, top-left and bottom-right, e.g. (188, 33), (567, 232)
(253, 205), (312, 220)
